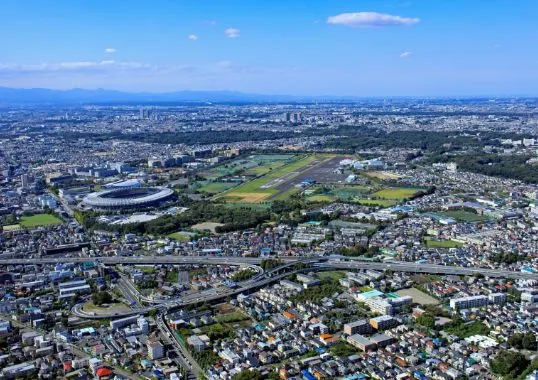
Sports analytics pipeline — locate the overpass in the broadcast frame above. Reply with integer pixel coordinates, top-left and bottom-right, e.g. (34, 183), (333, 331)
(321, 260), (537, 280)
(0, 256), (279, 267)
(1, 255), (536, 280)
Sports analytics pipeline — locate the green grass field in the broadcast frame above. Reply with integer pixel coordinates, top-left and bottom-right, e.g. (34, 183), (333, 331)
(20, 214), (63, 228)
(371, 187), (421, 200)
(197, 182), (237, 194)
(439, 210), (489, 223)
(168, 232), (193, 242)
(273, 188), (300, 201)
(316, 271), (346, 281)
(424, 238), (464, 248)
(244, 160), (288, 176)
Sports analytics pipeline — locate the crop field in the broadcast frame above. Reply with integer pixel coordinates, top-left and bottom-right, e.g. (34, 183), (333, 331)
(371, 187), (421, 200)
(20, 213), (63, 228)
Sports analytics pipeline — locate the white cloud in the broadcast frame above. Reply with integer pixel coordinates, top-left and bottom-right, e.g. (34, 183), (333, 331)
(105, 48), (117, 53)
(327, 12), (420, 28)
(225, 28), (240, 38)
(399, 51), (412, 58)
(188, 34), (198, 41)
(0, 60), (153, 74)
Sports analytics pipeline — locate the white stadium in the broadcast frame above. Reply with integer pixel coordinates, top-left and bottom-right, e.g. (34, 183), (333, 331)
(82, 187), (174, 210)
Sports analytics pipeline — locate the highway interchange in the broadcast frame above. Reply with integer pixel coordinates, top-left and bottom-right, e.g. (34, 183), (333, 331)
(3, 254), (537, 320)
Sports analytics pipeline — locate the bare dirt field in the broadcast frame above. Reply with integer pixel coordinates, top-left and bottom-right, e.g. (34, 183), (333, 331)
(396, 287), (439, 305)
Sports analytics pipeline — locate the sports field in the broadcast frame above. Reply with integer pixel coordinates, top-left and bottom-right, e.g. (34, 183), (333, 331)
(371, 187), (421, 200)
(20, 214), (63, 228)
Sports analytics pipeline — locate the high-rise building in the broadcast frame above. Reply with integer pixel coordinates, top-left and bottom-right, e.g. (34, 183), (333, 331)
(21, 174), (29, 188)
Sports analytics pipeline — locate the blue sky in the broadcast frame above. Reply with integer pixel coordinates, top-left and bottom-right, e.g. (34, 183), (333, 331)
(0, 0), (537, 96)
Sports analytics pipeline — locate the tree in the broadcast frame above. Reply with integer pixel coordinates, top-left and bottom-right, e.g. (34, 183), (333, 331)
(231, 370), (262, 380)
(490, 351), (529, 378)
(92, 291), (113, 306)
(417, 315), (436, 329)
(523, 334), (538, 351)
(510, 333), (538, 351)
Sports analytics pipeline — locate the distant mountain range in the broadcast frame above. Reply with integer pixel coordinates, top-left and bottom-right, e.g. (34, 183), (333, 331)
(0, 87), (346, 104)
(0, 87), (528, 105)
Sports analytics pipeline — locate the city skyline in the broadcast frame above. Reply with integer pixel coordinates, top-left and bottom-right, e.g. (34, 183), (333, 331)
(1, 0), (537, 96)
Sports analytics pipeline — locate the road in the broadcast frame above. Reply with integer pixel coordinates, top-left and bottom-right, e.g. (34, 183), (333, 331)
(156, 313), (202, 379)
(68, 343), (144, 380)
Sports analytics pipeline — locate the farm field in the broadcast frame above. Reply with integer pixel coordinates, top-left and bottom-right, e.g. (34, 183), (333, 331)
(20, 213), (63, 228)
(424, 238), (464, 248)
(371, 187), (421, 200)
